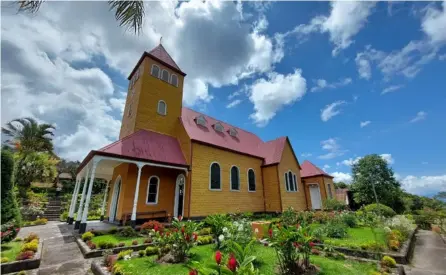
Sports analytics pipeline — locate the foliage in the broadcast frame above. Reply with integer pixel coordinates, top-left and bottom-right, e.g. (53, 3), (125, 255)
(117, 226), (139, 238)
(24, 233), (38, 243)
(197, 235), (213, 245)
(204, 214), (230, 250)
(138, 250), (145, 257)
(82, 232), (94, 241)
(385, 215), (415, 237)
(323, 199), (347, 211)
(21, 239), (38, 252)
(131, 240), (139, 245)
(140, 220), (164, 234)
(1, 150), (22, 225)
(16, 250), (35, 261)
(117, 249), (133, 260)
(222, 218), (253, 247)
(413, 208), (446, 230)
(226, 239), (256, 264)
(334, 182), (348, 189)
(381, 256), (396, 268)
(350, 154), (403, 211)
(20, 190), (48, 219)
(145, 246), (159, 256)
(281, 207), (298, 226)
(102, 249), (114, 266)
(23, 218), (48, 227)
(340, 212), (358, 228)
(1, 257), (9, 263)
(364, 204), (396, 218)
(321, 222), (348, 239)
(199, 227), (212, 235)
(1, 220), (21, 243)
(97, 240), (116, 249)
(268, 223), (315, 274)
(312, 211), (333, 224)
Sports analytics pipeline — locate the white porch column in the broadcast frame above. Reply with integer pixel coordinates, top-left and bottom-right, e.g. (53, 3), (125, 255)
(74, 167), (90, 229)
(100, 181), (110, 221)
(67, 176), (81, 224)
(79, 159), (98, 234)
(130, 163), (144, 228)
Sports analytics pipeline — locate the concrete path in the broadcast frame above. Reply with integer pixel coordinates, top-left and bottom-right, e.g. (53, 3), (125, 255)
(405, 230), (446, 275)
(18, 221), (93, 275)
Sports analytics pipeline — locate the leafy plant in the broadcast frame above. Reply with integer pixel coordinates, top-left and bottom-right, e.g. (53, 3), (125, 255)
(204, 214), (230, 249)
(16, 250), (35, 261)
(340, 212), (358, 228)
(97, 240), (115, 249)
(102, 249), (114, 266)
(138, 250), (145, 257)
(226, 239), (256, 264)
(281, 207), (298, 226)
(324, 222), (348, 239)
(323, 198), (347, 211)
(145, 246), (158, 256)
(140, 220), (164, 234)
(21, 239), (39, 252)
(197, 235), (213, 245)
(0, 257), (9, 263)
(24, 232), (38, 243)
(117, 249), (133, 260)
(1, 220), (21, 243)
(82, 231), (94, 241)
(1, 149), (22, 226)
(117, 226), (138, 238)
(381, 256), (396, 267)
(364, 204), (396, 218)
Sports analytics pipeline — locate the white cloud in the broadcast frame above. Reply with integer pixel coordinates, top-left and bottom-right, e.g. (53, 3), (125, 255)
(360, 121), (371, 128)
(332, 172), (353, 183)
(323, 164), (331, 170)
(382, 85), (404, 95)
(284, 1), (376, 55)
(440, 54), (446, 61)
(410, 111), (427, 123)
(301, 153), (312, 157)
(310, 77), (352, 92)
(321, 100), (346, 122)
(340, 154), (394, 167)
(249, 69), (307, 126)
(355, 52), (372, 79)
(318, 138), (346, 160)
(380, 153), (395, 165)
(226, 99), (242, 109)
(1, 1), (284, 160)
(401, 174), (446, 195)
(422, 1), (446, 45)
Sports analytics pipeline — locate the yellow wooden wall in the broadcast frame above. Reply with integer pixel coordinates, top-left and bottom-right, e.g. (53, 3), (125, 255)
(262, 165), (281, 212)
(189, 142), (265, 216)
(278, 141), (307, 211)
(303, 175), (335, 209)
(107, 163), (129, 220)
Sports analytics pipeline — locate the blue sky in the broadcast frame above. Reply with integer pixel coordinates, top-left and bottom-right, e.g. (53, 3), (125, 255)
(1, 1), (445, 196)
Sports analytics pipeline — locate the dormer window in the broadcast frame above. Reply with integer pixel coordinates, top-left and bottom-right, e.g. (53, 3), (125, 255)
(213, 122), (224, 132)
(229, 128), (238, 137)
(196, 115), (207, 127)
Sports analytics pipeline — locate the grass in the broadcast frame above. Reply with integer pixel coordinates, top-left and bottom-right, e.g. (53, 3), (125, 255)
(324, 227), (387, 248)
(90, 235), (147, 246)
(0, 241), (22, 262)
(116, 244), (377, 275)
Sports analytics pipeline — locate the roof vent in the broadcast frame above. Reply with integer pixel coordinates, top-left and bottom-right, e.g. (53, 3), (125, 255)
(195, 115), (207, 126)
(213, 122), (224, 132)
(229, 128), (238, 137)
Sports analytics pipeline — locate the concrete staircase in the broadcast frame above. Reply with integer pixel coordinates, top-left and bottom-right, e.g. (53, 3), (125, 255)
(43, 197), (62, 221)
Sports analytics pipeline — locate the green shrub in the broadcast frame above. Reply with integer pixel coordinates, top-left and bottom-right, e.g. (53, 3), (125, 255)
(281, 207), (298, 226)
(24, 233), (38, 243)
(138, 250), (145, 257)
(364, 204), (396, 218)
(108, 227), (118, 234)
(323, 198), (347, 211)
(112, 263), (124, 275)
(199, 227), (212, 235)
(82, 232), (94, 241)
(323, 222), (348, 239)
(360, 241), (386, 252)
(140, 220), (164, 234)
(16, 250), (35, 261)
(117, 249), (133, 260)
(381, 255), (396, 267)
(14, 237), (23, 242)
(1, 150), (22, 226)
(16, 271), (26, 275)
(341, 212), (358, 227)
(117, 226), (138, 238)
(0, 257), (9, 263)
(97, 240), (115, 249)
(21, 239), (39, 252)
(144, 246), (158, 256)
(197, 235), (213, 245)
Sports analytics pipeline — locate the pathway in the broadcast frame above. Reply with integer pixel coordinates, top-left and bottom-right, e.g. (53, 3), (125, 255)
(405, 230), (446, 275)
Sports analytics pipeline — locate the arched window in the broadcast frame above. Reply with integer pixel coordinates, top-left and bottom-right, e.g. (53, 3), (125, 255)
(157, 100), (167, 115)
(209, 162), (221, 190)
(170, 74), (178, 87)
(230, 166), (240, 191)
(161, 69), (169, 82)
(146, 176), (160, 204)
(248, 169), (256, 192)
(294, 174), (298, 191)
(151, 64), (160, 78)
(288, 171), (294, 191)
(285, 171), (297, 192)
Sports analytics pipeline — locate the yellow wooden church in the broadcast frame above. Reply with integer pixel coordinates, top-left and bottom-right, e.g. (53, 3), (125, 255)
(68, 44), (335, 233)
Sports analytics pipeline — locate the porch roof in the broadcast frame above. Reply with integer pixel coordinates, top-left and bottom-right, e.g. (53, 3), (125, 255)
(300, 160), (333, 179)
(77, 130), (188, 173)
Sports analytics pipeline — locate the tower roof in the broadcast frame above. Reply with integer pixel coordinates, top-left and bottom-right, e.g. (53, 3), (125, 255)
(300, 160), (333, 178)
(128, 44), (186, 80)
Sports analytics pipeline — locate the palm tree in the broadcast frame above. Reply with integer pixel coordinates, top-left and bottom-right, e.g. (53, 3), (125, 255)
(1, 117), (55, 153)
(16, 0), (145, 34)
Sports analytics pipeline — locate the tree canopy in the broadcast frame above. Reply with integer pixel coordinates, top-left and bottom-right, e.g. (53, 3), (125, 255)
(334, 181), (348, 189)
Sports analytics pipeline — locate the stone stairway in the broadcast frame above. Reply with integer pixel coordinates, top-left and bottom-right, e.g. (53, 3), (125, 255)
(43, 197), (62, 221)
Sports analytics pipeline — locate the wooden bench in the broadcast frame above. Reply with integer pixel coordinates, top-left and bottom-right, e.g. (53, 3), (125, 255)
(121, 210), (168, 225)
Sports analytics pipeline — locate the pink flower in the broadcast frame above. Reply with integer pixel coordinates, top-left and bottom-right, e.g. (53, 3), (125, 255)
(309, 242), (315, 248)
(215, 250), (222, 265)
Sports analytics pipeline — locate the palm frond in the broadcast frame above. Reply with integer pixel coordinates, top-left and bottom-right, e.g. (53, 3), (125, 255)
(16, 0), (44, 13)
(108, 0), (145, 34)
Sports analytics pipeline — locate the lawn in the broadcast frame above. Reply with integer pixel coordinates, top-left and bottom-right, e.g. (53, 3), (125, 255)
(90, 235), (147, 246)
(116, 244), (377, 275)
(1, 241), (22, 262)
(324, 227), (387, 248)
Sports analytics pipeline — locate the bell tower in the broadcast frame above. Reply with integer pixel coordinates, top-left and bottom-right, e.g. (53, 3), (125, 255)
(119, 44), (186, 139)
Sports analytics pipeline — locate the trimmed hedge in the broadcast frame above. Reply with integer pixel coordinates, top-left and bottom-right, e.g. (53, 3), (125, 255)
(364, 203), (396, 217)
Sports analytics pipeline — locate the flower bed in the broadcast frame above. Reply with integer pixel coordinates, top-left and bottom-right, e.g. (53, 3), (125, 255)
(0, 234), (43, 274)
(22, 218), (48, 227)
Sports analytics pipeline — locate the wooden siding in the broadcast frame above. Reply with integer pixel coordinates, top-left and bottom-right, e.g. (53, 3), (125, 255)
(176, 121), (192, 165)
(189, 142), (265, 217)
(303, 175), (335, 209)
(107, 163), (129, 220)
(278, 141), (307, 211)
(262, 165), (281, 212)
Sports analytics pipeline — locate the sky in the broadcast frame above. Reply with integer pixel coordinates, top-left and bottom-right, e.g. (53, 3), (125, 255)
(1, 1), (445, 197)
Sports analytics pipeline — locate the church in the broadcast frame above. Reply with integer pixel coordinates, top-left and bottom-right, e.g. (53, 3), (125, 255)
(68, 44), (335, 233)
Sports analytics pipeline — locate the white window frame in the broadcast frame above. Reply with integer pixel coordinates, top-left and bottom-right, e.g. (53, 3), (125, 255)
(161, 69), (169, 82)
(209, 162), (221, 191)
(285, 170), (298, 192)
(157, 100), (167, 116)
(214, 122), (224, 132)
(170, 74), (178, 87)
(230, 165), (240, 191)
(196, 115), (207, 126)
(151, 64), (160, 78)
(247, 168), (256, 192)
(146, 176), (160, 205)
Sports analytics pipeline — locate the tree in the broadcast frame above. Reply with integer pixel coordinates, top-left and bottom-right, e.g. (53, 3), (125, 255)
(350, 154), (403, 211)
(334, 181), (348, 189)
(16, 0), (145, 34)
(1, 150), (22, 225)
(2, 117), (55, 154)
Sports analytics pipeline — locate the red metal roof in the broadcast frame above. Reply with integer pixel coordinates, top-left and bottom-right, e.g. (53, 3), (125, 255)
(181, 107), (289, 166)
(97, 129), (187, 166)
(300, 160), (333, 178)
(148, 44), (183, 73)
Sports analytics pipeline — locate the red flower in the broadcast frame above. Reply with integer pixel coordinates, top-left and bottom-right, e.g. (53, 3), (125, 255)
(166, 231), (171, 237)
(185, 234), (190, 241)
(293, 242), (300, 248)
(309, 242), (315, 247)
(154, 225), (159, 232)
(189, 269), (198, 275)
(192, 233), (198, 241)
(268, 228), (273, 238)
(227, 254), (237, 272)
(178, 215), (183, 221)
(215, 250), (222, 265)
(181, 227), (185, 234)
